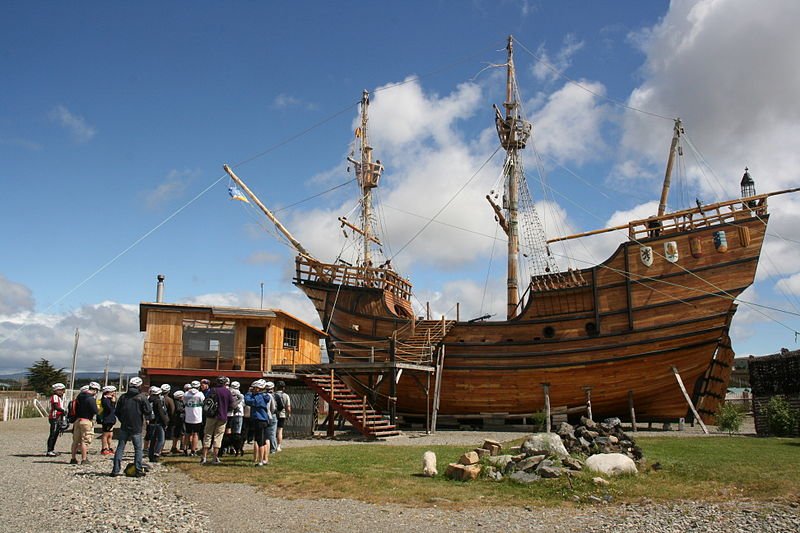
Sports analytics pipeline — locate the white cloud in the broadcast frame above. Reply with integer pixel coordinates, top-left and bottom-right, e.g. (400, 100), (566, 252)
(142, 169), (192, 210)
(0, 137), (42, 151)
(0, 301), (142, 375)
(272, 93), (317, 111)
(531, 34), (585, 83)
(49, 104), (96, 143)
(244, 251), (282, 265)
(530, 81), (609, 166)
(0, 275), (35, 315)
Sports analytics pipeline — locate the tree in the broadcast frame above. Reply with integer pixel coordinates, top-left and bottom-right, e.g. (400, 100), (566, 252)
(25, 359), (68, 395)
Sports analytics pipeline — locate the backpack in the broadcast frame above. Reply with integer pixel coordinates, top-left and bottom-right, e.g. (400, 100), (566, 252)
(202, 390), (219, 418)
(124, 462), (144, 477)
(273, 391), (285, 414)
(67, 399), (78, 423)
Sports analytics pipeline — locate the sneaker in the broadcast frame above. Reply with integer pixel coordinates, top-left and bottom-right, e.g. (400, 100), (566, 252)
(134, 470), (146, 478)
(189, 451), (196, 457)
(70, 458), (78, 465)
(110, 472), (121, 477)
(254, 462), (262, 467)
(276, 446), (282, 452)
(260, 460), (268, 466)
(101, 449), (113, 456)
(81, 459), (90, 465)
(199, 457), (207, 465)
(212, 456), (221, 465)
(46, 451), (57, 457)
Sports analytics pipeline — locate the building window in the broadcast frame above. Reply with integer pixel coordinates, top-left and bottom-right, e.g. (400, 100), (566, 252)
(283, 328), (299, 349)
(182, 319), (235, 359)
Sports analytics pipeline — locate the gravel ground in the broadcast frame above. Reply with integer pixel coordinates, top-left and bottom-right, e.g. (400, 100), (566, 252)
(2, 417), (798, 532)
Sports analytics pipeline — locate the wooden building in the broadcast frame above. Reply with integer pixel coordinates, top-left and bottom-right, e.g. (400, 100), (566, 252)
(139, 302), (325, 383)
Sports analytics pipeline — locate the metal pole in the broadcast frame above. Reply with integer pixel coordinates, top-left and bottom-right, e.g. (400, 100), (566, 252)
(389, 334), (397, 425)
(628, 390), (637, 433)
(260, 282), (264, 309)
(103, 355), (110, 387)
(583, 386), (593, 421)
(68, 328), (79, 400)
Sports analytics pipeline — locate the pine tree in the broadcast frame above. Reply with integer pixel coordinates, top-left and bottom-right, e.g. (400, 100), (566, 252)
(25, 359), (68, 395)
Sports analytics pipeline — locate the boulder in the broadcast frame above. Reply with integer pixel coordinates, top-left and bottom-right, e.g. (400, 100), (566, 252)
(445, 463), (466, 480)
(520, 433), (569, 458)
(462, 463), (481, 481)
(482, 439), (502, 456)
(459, 451), (479, 465)
(486, 454), (514, 470)
(603, 417), (621, 427)
(585, 453), (637, 476)
(509, 471), (540, 484)
(561, 456), (583, 471)
(592, 476), (610, 486)
(580, 416), (597, 429)
(515, 454), (545, 472)
(474, 447), (490, 459)
(537, 464), (564, 478)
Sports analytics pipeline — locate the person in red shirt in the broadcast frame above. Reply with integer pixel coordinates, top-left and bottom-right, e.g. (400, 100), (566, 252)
(46, 383), (67, 456)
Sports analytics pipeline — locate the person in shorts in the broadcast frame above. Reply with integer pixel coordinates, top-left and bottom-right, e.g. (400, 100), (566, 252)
(200, 376), (233, 465)
(274, 380), (292, 452)
(70, 382), (100, 465)
(244, 379), (272, 466)
(99, 386), (117, 455)
(182, 380), (204, 456)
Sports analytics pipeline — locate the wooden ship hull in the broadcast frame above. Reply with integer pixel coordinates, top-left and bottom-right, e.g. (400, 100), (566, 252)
(295, 201), (768, 423)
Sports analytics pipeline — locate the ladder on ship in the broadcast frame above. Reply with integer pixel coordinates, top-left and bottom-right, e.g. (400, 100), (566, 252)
(301, 371), (402, 439)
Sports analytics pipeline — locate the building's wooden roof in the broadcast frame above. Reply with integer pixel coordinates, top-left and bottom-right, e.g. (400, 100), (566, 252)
(139, 302), (326, 337)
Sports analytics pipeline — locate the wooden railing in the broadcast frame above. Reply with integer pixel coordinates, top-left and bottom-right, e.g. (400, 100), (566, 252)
(295, 256), (413, 301)
(627, 197), (768, 241)
(2, 397), (46, 421)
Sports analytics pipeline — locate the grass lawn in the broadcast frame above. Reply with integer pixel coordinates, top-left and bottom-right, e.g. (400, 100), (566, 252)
(166, 436), (800, 508)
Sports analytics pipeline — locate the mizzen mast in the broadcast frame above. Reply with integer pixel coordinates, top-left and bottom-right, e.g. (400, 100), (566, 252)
(657, 118), (683, 217)
(494, 36), (532, 319)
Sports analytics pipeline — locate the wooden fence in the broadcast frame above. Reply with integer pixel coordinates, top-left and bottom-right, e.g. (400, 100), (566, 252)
(1, 397), (47, 422)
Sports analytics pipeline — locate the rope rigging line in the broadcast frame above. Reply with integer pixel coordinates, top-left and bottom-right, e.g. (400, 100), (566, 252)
(388, 145), (503, 261)
(513, 38), (676, 122)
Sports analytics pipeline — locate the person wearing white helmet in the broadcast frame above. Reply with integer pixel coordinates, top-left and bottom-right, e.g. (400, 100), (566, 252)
(244, 379), (273, 466)
(99, 386), (118, 456)
(147, 385), (169, 463)
(46, 383), (67, 456)
(182, 380), (205, 456)
(160, 384), (176, 454)
(110, 376), (151, 477)
(264, 381), (278, 455)
(168, 390), (186, 455)
(70, 381), (100, 465)
(200, 376), (234, 465)
(222, 381), (245, 457)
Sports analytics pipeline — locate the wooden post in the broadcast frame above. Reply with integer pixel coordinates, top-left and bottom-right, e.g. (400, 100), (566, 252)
(456, 302), (460, 322)
(292, 348), (296, 373)
(266, 345), (272, 373)
(583, 386), (593, 421)
(431, 345), (445, 434)
(426, 302), (431, 320)
(389, 333), (397, 425)
(425, 371), (431, 435)
(327, 408), (335, 438)
(330, 369), (335, 401)
(671, 366), (709, 434)
(215, 347), (221, 371)
(542, 383), (551, 432)
(362, 396), (367, 431)
(628, 390), (637, 433)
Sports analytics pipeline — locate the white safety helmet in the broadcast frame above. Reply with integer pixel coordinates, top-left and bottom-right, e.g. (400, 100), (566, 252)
(102, 385), (116, 393)
(265, 381), (275, 391)
(52, 383), (66, 391)
(88, 381), (101, 391)
(149, 386), (161, 395)
(252, 379), (267, 390)
(80, 385), (90, 392)
(129, 377), (143, 387)
(173, 390), (185, 399)
(230, 381), (240, 389)
(190, 380), (201, 389)
(183, 383), (191, 391)
(160, 384), (171, 393)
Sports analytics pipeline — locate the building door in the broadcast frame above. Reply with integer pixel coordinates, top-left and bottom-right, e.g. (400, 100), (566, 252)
(245, 326), (266, 371)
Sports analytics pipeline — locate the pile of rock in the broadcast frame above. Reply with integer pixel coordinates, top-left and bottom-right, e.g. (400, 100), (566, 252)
(555, 417), (643, 462)
(443, 418), (643, 483)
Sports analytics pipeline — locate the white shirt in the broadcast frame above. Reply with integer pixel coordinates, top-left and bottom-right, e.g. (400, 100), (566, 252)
(183, 389), (205, 424)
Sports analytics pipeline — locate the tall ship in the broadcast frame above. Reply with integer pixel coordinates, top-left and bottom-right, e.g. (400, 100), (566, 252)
(225, 36), (798, 425)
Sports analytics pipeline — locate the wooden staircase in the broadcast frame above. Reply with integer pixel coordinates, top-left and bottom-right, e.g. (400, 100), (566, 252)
(395, 319), (456, 363)
(302, 372), (401, 439)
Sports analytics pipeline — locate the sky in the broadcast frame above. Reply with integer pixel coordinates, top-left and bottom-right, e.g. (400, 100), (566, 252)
(2, 0), (799, 374)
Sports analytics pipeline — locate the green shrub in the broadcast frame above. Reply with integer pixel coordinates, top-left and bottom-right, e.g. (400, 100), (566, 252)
(716, 402), (745, 435)
(529, 411), (547, 431)
(764, 396), (800, 437)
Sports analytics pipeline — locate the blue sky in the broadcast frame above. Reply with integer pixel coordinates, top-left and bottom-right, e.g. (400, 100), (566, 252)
(2, 0), (799, 374)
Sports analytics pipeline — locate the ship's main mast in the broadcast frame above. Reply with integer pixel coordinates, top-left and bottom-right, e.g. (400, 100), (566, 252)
(495, 36), (532, 319)
(354, 90), (383, 268)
